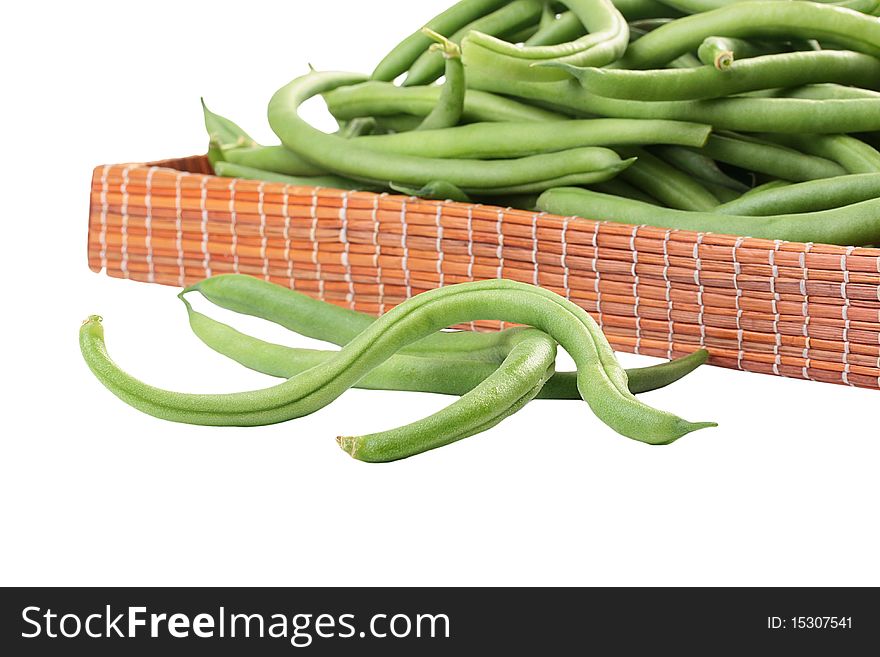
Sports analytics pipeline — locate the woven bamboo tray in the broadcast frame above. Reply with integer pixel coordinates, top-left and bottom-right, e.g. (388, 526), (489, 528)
(87, 155), (880, 390)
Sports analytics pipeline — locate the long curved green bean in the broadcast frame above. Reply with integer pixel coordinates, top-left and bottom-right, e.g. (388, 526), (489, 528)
(338, 328), (557, 461)
(757, 134), (880, 174)
(417, 30), (466, 130)
(182, 284), (709, 397)
(464, 64), (880, 132)
(616, 147), (719, 210)
(461, 0), (630, 82)
(186, 274), (517, 361)
(697, 133), (847, 181)
(652, 145), (750, 192)
(767, 84), (880, 101)
(82, 279), (716, 443)
(269, 71), (631, 193)
(552, 51), (880, 101)
(656, 0), (880, 15)
(715, 173), (880, 215)
(353, 119), (711, 159)
(526, 11), (587, 46)
(212, 162), (375, 191)
(537, 187), (880, 245)
(324, 80), (566, 124)
(405, 0), (544, 86)
(372, 0), (509, 81)
(223, 145), (327, 177)
(621, 1), (880, 68)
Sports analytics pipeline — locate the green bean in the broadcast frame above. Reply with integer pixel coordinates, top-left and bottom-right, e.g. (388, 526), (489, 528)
(372, 0), (508, 81)
(537, 187), (880, 245)
(702, 181), (741, 203)
(668, 52), (703, 68)
(621, 1), (880, 68)
(715, 173), (880, 214)
(373, 114), (425, 133)
(417, 31), (466, 131)
(354, 119), (711, 159)
(765, 84), (880, 100)
(553, 51), (880, 101)
(758, 134), (880, 173)
(657, 0), (880, 14)
(390, 180), (473, 202)
(339, 328), (558, 461)
(223, 145), (327, 177)
(653, 145), (750, 192)
(405, 0), (544, 86)
(83, 279), (716, 444)
(505, 21), (543, 44)
(739, 179), (791, 197)
(616, 147), (719, 210)
(324, 80), (566, 124)
(212, 162), (376, 191)
(613, 0), (685, 19)
(184, 275), (708, 398)
(201, 99), (257, 170)
(270, 71), (631, 193)
(698, 133), (847, 181)
(591, 178), (660, 204)
(464, 54), (880, 132)
(696, 36), (782, 69)
(461, 0), (630, 82)
(526, 11), (586, 46)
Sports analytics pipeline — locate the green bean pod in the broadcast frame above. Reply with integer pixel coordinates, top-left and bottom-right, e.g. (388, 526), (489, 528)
(405, 0), (544, 86)
(270, 71), (631, 193)
(697, 133), (847, 181)
(652, 145), (750, 192)
(324, 80), (566, 124)
(186, 274), (514, 361)
(465, 63), (880, 133)
(551, 51), (880, 101)
(82, 280), (716, 443)
(537, 187), (880, 245)
(182, 285), (709, 397)
(212, 162), (378, 192)
(390, 180), (473, 203)
(417, 31), (466, 131)
(372, 0), (509, 81)
(621, 1), (880, 68)
(657, 0), (880, 15)
(715, 173), (880, 215)
(202, 99), (257, 169)
(223, 145), (327, 177)
(354, 118), (711, 159)
(696, 36), (783, 69)
(616, 147), (719, 210)
(338, 329), (557, 461)
(462, 0), (630, 82)
(757, 134), (880, 174)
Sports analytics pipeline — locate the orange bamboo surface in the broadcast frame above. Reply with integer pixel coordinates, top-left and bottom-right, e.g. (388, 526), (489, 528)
(87, 155), (880, 390)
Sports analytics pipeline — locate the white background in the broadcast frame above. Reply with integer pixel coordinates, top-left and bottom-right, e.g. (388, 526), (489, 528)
(2, 0), (878, 587)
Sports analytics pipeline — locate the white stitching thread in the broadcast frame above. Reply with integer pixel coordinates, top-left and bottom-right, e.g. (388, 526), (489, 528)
(144, 167), (157, 283)
(310, 187), (324, 300)
(98, 165), (111, 272)
(199, 175), (212, 279)
(119, 166), (133, 278)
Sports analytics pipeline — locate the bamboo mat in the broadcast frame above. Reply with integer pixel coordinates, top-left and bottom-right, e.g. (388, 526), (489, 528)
(87, 155), (880, 390)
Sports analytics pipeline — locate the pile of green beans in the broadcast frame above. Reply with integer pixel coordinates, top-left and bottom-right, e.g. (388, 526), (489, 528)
(201, 0), (880, 245)
(81, 277), (714, 461)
